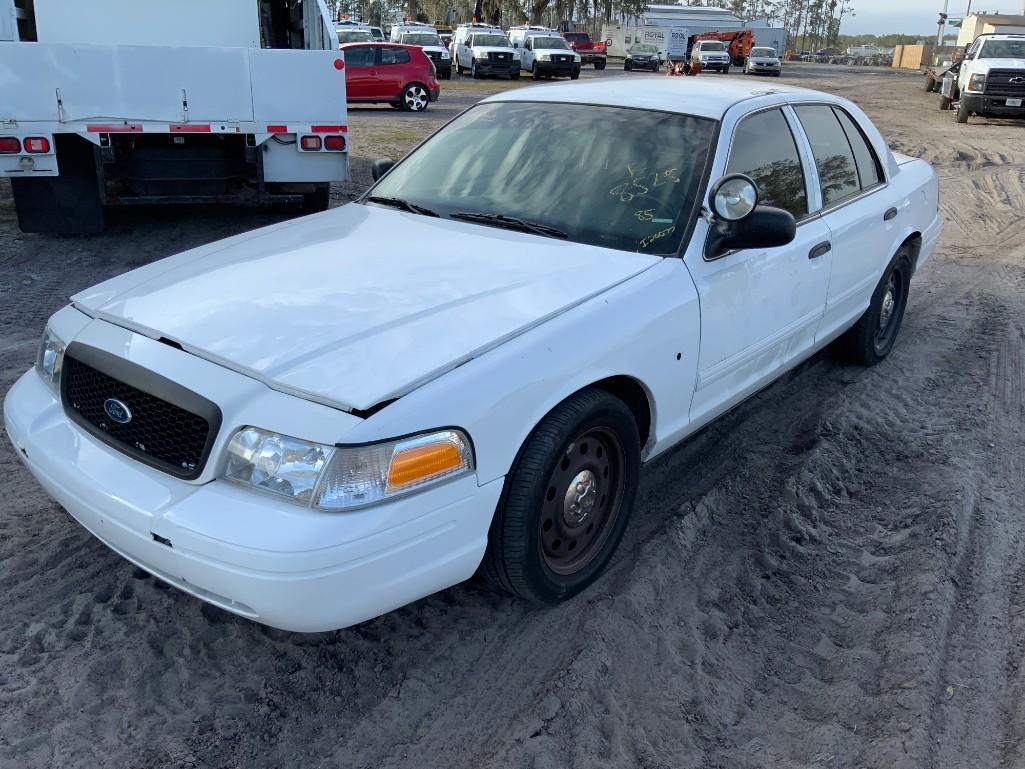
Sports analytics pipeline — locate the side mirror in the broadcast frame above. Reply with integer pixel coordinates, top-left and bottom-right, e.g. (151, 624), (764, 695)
(371, 157), (395, 182)
(704, 174), (795, 259)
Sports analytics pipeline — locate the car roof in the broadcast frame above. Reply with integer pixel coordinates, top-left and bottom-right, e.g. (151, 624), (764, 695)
(483, 78), (824, 119)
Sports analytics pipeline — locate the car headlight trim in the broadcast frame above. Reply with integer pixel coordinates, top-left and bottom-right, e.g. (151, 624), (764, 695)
(223, 426), (474, 511)
(967, 73), (986, 92)
(36, 326), (66, 393)
(441, 50), (450, 59)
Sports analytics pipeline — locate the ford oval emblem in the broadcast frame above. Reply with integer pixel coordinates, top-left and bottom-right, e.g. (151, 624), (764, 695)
(103, 398), (132, 425)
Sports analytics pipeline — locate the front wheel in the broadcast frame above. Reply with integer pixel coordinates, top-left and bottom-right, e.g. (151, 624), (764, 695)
(624, 62), (632, 71)
(956, 98), (970, 123)
(834, 248), (912, 365)
(531, 62), (541, 80)
(722, 65), (730, 74)
(481, 389), (640, 604)
(471, 60), (482, 79)
(400, 83), (429, 112)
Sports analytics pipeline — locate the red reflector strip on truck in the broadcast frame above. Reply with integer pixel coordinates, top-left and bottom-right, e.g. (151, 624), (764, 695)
(0, 137), (20, 153)
(312, 125), (347, 133)
(170, 124), (212, 133)
(266, 124), (288, 133)
(86, 123), (143, 133)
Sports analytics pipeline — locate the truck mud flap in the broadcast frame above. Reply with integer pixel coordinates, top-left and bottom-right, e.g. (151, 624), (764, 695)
(11, 135), (105, 235)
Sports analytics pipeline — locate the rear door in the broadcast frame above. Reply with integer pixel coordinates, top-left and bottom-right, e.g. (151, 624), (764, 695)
(789, 103), (894, 342)
(686, 106), (833, 423)
(343, 45), (377, 100)
(379, 46), (412, 99)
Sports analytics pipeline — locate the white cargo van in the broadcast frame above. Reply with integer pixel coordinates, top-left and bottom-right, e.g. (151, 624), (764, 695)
(0, 0), (348, 233)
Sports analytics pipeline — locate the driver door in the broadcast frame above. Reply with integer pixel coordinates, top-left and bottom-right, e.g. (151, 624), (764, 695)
(522, 38), (534, 70)
(685, 106), (833, 424)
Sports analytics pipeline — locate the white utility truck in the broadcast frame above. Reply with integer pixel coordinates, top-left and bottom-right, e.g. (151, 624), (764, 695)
(0, 0), (347, 233)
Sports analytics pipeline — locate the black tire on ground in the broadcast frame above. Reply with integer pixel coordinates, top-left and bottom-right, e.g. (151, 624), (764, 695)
(480, 388), (641, 605)
(301, 183), (330, 213)
(471, 60), (481, 79)
(456, 58), (464, 74)
(442, 70), (451, 80)
(594, 60), (606, 70)
(939, 94), (952, 110)
(924, 73), (935, 92)
(11, 134), (105, 234)
(624, 62), (632, 71)
(834, 247), (913, 366)
(570, 71), (579, 80)
(531, 62), (541, 80)
(513, 70), (521, 79)
(723, 66), (730, 74)
(773, 71), (782, 77)
(956, 98), (970, 123)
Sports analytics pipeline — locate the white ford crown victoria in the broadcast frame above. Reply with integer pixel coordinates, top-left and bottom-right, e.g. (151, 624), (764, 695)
(4, 80), (942, 632)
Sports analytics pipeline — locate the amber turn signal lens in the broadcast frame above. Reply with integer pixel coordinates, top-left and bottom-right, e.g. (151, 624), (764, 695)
(388, 441), (464, 490)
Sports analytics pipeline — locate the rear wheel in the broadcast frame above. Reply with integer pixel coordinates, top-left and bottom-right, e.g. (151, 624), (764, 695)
(481, 389), (640, 604)
(400, 83), (429, 112)
(835, 248), (912, 365)
(595, 59), (606, 70)
(301, 183), (330, 213)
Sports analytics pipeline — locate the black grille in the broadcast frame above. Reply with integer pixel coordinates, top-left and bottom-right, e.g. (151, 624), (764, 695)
(984, 70), (1025, 97)
(426, 50), (442, 62)
(61, 346), (220, 480)
(488, 52), (512, 61)
(554, 54), (573, 63)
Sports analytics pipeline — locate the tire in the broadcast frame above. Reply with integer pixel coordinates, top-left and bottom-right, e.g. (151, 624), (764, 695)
(624, 62), (632, 71)
(11, 134), (105, 234)
(939, 94), (952, 110)
(301, 183), (330, 213)
(513, 70), (521, 79)
(834, 248), (912, 366)
(471, 60), (481, 79)
(456, 56), (464, 75)
(722, 66), (730, 74)
(481, 389), (641, 604)
(956, 98), (970, 123)
(400, 82), (429, 111)
(595, 60), (606, 70)
(531, 62), (540, 80)
(570, 70), (579, 80)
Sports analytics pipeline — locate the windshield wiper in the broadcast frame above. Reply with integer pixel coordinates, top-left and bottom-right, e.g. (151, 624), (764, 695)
(449, 211), (567, 239)
(365, 196), (440, 217)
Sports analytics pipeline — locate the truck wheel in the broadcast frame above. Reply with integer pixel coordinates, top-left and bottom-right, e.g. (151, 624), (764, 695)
(939, 95), (952, 110)
(723, 65), (730, 74)
(471, 60), (481, 79)
(595, 60), (606, 70)
(834, 247), (912, 366)
(301, 183), (330, 213)
(956, 99), (970, 123)
(624, 61), (632, 71)
(924, 73), (935, 92)
(480, 388), (640, 604)
(11, 134), (105, 235)
(531, 62), (541, 80)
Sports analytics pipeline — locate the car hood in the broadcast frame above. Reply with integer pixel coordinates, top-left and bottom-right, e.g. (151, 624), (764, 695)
(72, 205), (660, 413)
(975, 58), (1025, 71)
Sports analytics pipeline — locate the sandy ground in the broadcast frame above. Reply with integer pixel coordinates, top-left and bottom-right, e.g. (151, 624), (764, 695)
(2, 63), (1025, 769)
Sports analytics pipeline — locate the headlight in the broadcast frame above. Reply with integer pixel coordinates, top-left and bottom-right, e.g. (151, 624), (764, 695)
(967, 73), (986, 92)
(537, 52), (551, 61)
(224, 427), (473, 510)
(473, 49), (488, 59)
(441, 51), (450, 59)
(36, 326), (66, 393)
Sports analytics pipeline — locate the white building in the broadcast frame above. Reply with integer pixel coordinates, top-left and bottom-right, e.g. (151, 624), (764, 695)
(602, 4), (786, 59)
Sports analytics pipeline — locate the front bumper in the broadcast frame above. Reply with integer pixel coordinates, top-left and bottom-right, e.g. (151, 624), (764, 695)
(535, 61), (581, 77)
(626, 58), (659, 70)
(4, 368), (503, 632)
(473, 58), (519, 75)
(748, 62), (781, 73)
(961, 92), (1025, 116)
(578, 53), (605, 65)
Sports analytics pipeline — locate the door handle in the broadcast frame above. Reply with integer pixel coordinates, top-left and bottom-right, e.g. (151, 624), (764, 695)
(809, 241), (831, 259)
(884, 206), (898, 221)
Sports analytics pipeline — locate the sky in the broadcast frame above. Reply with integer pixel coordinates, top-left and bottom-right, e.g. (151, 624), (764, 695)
(843, 0), (1023, 35)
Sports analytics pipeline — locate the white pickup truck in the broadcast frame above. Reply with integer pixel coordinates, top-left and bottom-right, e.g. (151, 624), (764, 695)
(949, 33), (1025, 124)
(0, 0), (347, 233)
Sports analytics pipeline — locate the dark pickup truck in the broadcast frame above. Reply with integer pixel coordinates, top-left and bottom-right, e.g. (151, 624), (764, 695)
(563, 32), (606, 69)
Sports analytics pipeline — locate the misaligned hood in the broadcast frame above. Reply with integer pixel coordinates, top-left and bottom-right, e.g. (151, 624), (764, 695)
(73, 205), (660, 412)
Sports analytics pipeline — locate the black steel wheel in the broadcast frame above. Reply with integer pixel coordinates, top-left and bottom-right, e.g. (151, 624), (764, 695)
(481, 389), (641, 604)
(834, 247), (913, 366)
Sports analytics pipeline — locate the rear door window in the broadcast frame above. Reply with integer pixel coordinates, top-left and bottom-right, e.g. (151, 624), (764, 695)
(793, 105), (860, 206)
(381, 46), (411, 65)
(726, 108), (809, 219)
(344, 45), (375, 68)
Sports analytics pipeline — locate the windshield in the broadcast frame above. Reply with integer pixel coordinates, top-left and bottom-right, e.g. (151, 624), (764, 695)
(699, 42), (725, 51)
(980, 40), (1025, 58)
(368, 102), (715, 255)
(402, 33), (442, 46)
(338, 30), (372, 43)
(532, 36), (569, 49)
(470, 34), (511, 47)
(631, 44), (657, 53)
(751, 47), (776, 57)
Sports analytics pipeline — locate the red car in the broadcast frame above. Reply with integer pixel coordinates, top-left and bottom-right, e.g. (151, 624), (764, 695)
(340, 43), (440, 112)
